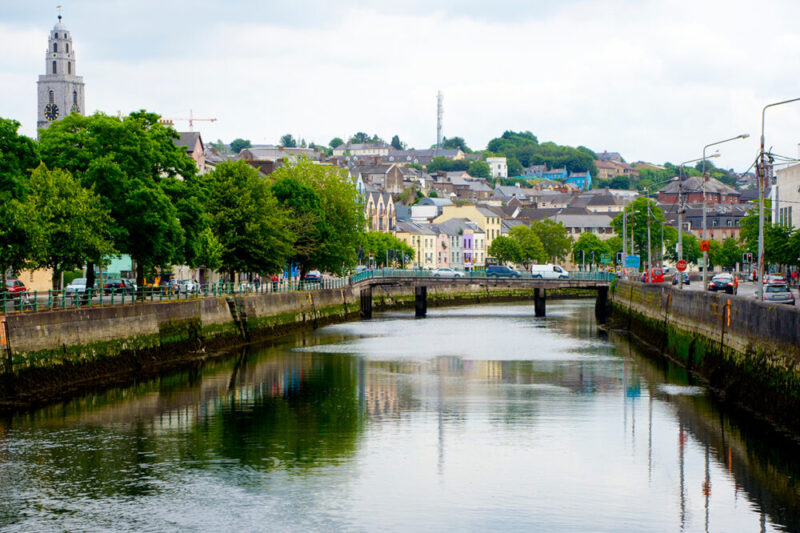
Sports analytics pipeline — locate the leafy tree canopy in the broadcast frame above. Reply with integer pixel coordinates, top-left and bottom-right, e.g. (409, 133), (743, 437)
(280, 134), (297, 148)
(427, 157), (470, 173)
(349, 132), (384, 145)
(530, 219), (571, 262)
(230, 138), (251, 154)
(442, 136), (470, 152)
(329, 137), (344, 149)
(362, 232), (414, 267)
(390, 135), (405, 150)
(486, 130), (597, 176)
(0, 117), (39, 199)
(571, 233), (610, 267)
(508, 226), (548, 266)
(468, 160), (490, 178)
(488, 236), (522, 265)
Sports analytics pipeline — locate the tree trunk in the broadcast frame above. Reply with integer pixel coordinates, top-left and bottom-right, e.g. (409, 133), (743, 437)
(52, 267), (62, 291)
(136, 263), (145, 301)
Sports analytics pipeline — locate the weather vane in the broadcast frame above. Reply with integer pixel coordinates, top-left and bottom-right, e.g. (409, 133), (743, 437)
(57, 4), (63, 21)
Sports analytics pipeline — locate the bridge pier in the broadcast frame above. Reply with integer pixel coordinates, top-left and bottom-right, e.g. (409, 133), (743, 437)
(415, 286), (427, 318)
(534, 288), (546, 317)
(360, 287), (372, 319)
(594, 286), (609, 324)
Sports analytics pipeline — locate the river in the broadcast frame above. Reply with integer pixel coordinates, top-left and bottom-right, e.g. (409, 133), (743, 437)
(0, 300), (798, 532)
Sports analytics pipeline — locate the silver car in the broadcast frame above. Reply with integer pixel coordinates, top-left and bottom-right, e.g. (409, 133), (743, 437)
(432, 268), (465, 278)
(761, 283), (795, 305)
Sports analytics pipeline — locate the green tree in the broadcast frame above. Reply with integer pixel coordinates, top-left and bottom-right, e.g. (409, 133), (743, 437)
(608, 175), (630, 189)
(468, 160), (490, 178)
(390, 135), (405, 150)
(0, 118), (39, 198)
(611, 197), (667, 262)
(665, 232), (701, 264)
(195, 227), (223, 272)
(349, 132), (371, 144)
(207, 160), (294, 277)
(0, 199), (41, 281)
(488, 236), (522, 265)
(507, 157), (523, 178)
(428, 190), (438, 198)
(427, 157), (470, 173)
(26, 165), (116, 290)
(572, 233), (610, 268)
(362, 232), (414, 267)
(230, 138), (251, 154)
(269, 159), (366, 274)
(442, 136), (470, 152)
(718, 237), (742, 269)
(508, 226), (548, 266)
(329, 137), (344, 149)
(39, 111), (198, 289)
(530, 219), (571, 262)
(605, 236), (623, 265)
(280, 134), (297, 148)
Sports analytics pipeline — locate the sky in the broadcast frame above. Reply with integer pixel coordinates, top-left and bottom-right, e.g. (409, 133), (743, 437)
(3, 0), (800, 172)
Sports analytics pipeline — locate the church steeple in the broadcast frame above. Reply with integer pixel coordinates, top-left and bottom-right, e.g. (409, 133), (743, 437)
(37, 10), (85, 131)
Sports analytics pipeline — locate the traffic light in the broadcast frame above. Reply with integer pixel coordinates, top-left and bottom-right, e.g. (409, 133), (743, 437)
(616, 252), (623, 263)
(742, 252), (753, 264)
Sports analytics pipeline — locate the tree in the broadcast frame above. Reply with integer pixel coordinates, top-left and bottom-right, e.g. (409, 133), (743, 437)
(605, 236), (623, 265)
(488, 236), (522, 265)
(442, 136), (470, 152)
(508, 226), (547, 266)
(572, 233), (610, 268)
(610, 197), (667, 262)
(718, 238), (742, 269)
(608, 175), (630, 189)
(25, 165), (115, 290)
(530, 220), (571, 262)
(468, 160), (490, 178)
(39, 111), (199, 289)
(210, 139), (228, 154)
(0, 199), (41, 281)
(390, 135), (405, 150)
(362, 232), (414, 267)
(427, 157), (470, 173)
(428, 190), (438, 198)
(0, 118), (39, 198)
(349, 132), (371, 144)
(665, 232), (701, 264)
(269, 159), (366, 274)
(230, 138), (251, 154)
(486, 130), (597, 175)
(329, 137), (344, 149)
(280, 134), (297, 148)
(195, 227), (223, 272)
(206, 160), (294, 277)
(507, 157), (523, 178)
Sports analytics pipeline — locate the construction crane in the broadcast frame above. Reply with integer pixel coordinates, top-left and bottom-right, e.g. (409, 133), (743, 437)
(159, 110), (217, 131)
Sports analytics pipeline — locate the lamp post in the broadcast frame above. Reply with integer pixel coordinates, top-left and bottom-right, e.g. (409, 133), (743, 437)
(701, 134), (749, 288)
(644, 187), (652, 272)
(758, 98), (800, 301)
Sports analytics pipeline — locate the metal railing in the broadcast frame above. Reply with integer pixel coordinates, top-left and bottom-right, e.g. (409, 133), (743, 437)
(1, 270), (613, 315)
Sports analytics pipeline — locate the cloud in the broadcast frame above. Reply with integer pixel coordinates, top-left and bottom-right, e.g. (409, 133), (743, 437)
(3, 0), (800, 170)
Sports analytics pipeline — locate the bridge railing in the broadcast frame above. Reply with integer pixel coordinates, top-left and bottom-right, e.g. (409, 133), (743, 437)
(1, 270), (613, 315)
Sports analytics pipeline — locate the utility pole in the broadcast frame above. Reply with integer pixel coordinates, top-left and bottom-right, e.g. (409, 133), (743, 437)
(622, 209), (627, 276)
(678, 179), (684, 290)
(645, 188), (652, 272)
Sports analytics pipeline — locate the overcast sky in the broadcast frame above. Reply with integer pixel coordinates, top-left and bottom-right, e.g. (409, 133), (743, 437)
(3, 0), (800, 172)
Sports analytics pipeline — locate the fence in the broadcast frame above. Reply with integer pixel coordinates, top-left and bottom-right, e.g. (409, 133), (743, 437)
(2, 270), (614, 315)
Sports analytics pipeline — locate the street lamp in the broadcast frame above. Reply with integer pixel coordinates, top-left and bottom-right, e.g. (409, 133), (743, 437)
(758, 98), (800, 301)
(701, 134), (749, 288)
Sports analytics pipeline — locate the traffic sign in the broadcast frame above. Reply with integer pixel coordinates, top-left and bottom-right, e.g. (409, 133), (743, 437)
(700, 240), (710, 252)
(600, 254), (612, 264)
(624, 255), (641, 268)
(676, 259), (687, 272)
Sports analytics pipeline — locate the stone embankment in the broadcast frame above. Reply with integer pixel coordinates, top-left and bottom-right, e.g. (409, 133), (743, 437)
(0, 283), (584, 409)
(610, 280), (800, 435)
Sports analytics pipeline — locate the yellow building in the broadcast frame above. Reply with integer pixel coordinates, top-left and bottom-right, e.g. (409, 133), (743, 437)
(394, 221), (437, 268)
(433, 205), (502, 250)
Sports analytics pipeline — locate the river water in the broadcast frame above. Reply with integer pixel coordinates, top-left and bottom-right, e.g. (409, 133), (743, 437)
(1, 300), (798, 532)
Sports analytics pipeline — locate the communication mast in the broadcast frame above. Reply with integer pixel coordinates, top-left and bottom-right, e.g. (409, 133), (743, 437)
(436, 90), (443, 155)
(160, 109), (217, 131)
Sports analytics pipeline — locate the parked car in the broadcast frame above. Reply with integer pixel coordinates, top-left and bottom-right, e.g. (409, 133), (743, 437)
(486, 265), (521, 278)
(708, 273), (738, 294)
(177, 279), (199, 294)
(432, 268), (465, 278)
(672, 272), (690, 286)
(103, 279), (135, 295)
(354, 265), (368, 274)
(530, 264), (569, 279)
(304, 270), (322, 282)
(761, 283), (795, 305)
(763, 274), (785, 285)
(65, 278), (96, 296)
(3, 279), (27, 298)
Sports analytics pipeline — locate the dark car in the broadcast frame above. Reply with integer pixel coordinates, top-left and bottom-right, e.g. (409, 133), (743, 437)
(671, 272), (690, 286)
(486, 265), (521, 278)
(3, 279), (27, 297)
(708, 273), (738, 294)
(103, 279), (135, 295)
(762, 283), (795, 305)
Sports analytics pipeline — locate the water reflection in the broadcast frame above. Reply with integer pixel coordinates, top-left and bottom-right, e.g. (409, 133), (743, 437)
(0, 301), (797, 532)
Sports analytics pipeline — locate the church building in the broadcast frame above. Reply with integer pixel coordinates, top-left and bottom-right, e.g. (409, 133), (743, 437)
(37, 13), (85, 131)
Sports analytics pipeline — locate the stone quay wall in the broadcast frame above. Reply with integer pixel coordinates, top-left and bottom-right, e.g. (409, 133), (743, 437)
(610, 280), (800, 434)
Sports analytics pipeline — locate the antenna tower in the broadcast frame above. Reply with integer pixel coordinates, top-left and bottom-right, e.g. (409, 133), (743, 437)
(436, 90), (443, 155)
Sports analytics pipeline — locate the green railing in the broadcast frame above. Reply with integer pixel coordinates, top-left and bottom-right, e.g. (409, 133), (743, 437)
(1, 270), (613, 315)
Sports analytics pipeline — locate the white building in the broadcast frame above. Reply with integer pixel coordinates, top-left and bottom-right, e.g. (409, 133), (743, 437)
(37, 13), (85, 131)
(486, 157), (508, 179)
(775, 162), (800, 229)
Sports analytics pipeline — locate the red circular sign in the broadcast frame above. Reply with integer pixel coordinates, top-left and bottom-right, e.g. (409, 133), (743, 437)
(676, 260), (687, 272)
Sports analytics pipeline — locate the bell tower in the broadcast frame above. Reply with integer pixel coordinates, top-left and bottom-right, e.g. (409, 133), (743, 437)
(37, 10), (85, 131)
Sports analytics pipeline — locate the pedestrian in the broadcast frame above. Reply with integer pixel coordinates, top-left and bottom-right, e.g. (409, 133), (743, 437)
(254, 274), (260, 291)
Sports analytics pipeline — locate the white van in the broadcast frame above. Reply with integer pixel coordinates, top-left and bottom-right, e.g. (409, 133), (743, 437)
(530, 264), (569, 279)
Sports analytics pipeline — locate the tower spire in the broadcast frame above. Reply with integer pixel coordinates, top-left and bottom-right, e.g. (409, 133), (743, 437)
(57, 4), (63, 22)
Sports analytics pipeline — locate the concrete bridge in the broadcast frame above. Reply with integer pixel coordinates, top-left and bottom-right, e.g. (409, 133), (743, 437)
(350, 272), (613, 321)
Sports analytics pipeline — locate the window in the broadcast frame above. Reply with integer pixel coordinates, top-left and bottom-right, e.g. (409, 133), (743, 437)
(66, 43), (69, 53)
(55, 33), (58, 39)
(53, 43), (58, 52)
(49, 90), (54, 104)
(73, 91), (77, 105)
(52, 61), (57, 74)
(68, 62), (71, 74)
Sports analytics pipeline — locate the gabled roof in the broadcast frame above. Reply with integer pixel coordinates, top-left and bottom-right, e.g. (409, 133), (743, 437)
(395, 221), (436, 235)
(659, 176), (739, 195)
(175, 132), (203, 154)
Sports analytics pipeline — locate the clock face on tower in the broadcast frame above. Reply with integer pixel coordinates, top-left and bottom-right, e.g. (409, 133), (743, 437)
(44, 103), (59, 121)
